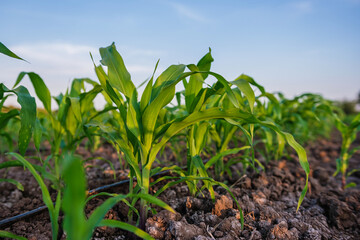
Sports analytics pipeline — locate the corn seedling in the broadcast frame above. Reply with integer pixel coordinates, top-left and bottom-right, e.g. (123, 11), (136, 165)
(90, 43), (311, 231)
(333, 113), (360, 189)
(0, 81), (36, 197)
(62, 154), (173, 240)
(0, 42), (318, 238)
(7, 152), (62, 240)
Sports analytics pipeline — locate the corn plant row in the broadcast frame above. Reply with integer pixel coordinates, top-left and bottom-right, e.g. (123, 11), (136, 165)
(0, 42), (359, 240)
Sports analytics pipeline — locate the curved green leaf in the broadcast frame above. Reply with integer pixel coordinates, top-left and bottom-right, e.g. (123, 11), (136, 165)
(0, 42), (28, 62)
(13, 72), (51, 113)
(231, 78), (255, 112)
(0, 230), (27, 240)
(204, 147), (250, 169)
(7, 152), (58, 239)
(99, 43), (135, 99)
(13, 86), (36, 155)
(149, 107), (257, 165)
(0, 178), (24, 191)
(99, 220), (154, 240)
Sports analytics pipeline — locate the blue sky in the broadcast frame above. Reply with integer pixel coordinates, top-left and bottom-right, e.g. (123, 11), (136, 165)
(1, 0), (359, 107)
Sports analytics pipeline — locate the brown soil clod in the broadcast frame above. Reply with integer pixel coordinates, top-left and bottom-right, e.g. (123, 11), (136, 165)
(212, 195), (233, 217)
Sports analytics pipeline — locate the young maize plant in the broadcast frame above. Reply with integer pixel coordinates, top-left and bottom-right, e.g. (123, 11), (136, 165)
(8, 152), (62, 240)
(62, 153), (172, 240)
(12, 73), (115, 184)
(5, 75), (116, 239)
(0, 42), (313, 238)
(272, 93), (334, 144)
(91, 43), (310, 230)
(333, 113), (360, 189)
(0, 82), (37, 189)
(148, 50), (250, 208)
(0, 42), (35, 240)
(1, 41), (114, 239)
(182, 51), (252, 183)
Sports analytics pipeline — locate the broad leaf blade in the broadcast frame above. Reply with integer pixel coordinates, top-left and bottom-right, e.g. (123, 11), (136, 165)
(62, 155), (87, 239)
(0, 42), (28, 62)
(14, 86), (36, 155)
(34, 119), (42, 151)
(232, 78), (255, 112)
(13, 72), (52, 113)
(99, 43), (136, 99)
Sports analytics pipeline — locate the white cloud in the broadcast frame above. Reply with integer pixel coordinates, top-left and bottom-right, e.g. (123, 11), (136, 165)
(169, 2), (209, 23)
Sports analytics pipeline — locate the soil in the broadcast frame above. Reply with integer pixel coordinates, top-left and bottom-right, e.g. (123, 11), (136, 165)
(0, 132), (360, 240)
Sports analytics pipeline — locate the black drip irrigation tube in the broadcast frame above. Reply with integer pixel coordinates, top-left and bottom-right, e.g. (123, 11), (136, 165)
(0, 169), (173, 229)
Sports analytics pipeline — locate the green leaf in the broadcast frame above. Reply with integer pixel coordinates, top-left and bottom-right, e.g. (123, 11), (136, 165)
(151, 64), (186, 101)
(57, 91), (70, 126)
(0, 133), (14, 151)
(79, 85), (102, 114)
(0, 178), (24, 191)
(149, 107), (257, 165)
(62, 154), (87, 239)
(140, 60), (159, 113)
(204, 147), (250, 169)
(193, 122), (210, 154)
(276, 132), (286, 160)
(0, 230), (27, 240)
(0, 109), (18, 130)
(232, 77), (255, 112)
(99, 220), (154, 240)
(142, 71), (191, 152)
(69, 97), (82, 123)
(13, 86), (36, 155)
(7, 153), (54, 209)
(126, 91), (142, 139)
(0, 160), (26, 169)
(86, 194), (129, 238)
(136, 193), (175, 213)
(262, 123), (309, 211)
(349, 113), (360, 129)
(103, 80), (124, 108)
(34, 119), (42, 151)
(196, 47), (214, 80)
(345, 182), (356, 189)
(185, 64), (205, 112)
(0, 42), (28, 62)
(99, 43), (136, 99)
(347, 168), (360, 177)
(13, 72), (52, 113)
(191, 156), (215, 199)
(7, 152), (58, 239)
(91, 56), (116, 105)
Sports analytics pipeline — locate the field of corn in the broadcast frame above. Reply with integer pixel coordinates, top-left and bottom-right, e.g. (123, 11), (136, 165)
(0, 42), (359, 240)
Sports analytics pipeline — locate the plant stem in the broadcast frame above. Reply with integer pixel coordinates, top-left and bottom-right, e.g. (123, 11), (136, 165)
(139, 167), (150, 230)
